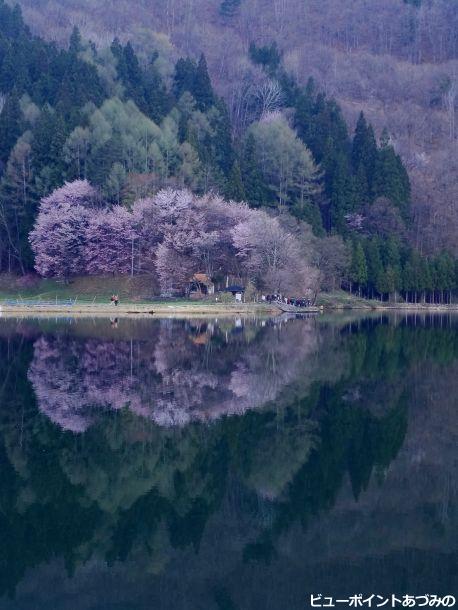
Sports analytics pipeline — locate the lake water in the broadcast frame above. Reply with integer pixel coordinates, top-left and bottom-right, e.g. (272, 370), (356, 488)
(0, 313), (456, 609)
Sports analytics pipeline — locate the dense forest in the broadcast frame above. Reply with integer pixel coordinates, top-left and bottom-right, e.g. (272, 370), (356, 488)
(0, 0), (457, 300)
(11, 0), (458, 256)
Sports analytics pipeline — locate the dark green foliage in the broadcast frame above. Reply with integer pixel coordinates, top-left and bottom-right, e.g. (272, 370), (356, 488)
(69, 26), (82, 54)
(173, 57), (197, 100)
(248, 42), (282, 74)
(402, 249), (422, 299)
(55, 57), (105, 125)
(110, 40), (171, 122)
(87, 134), (124, 187)
(210, 97), (234, 175)
(372, 133), (410, 218)
(352, 112), (377, 201)
(219, 0), (241, 18)
(194, 54), (215, 111)
(172, 54), (214, 112)
(240, 133), (271, 207)
(434, 252), (455, 299)
(143, 52), (172, 122)
(180, 94), (236, 192)
(30, 107), (68, 195)
(292, 84), (412, 235)
(0, 2), (27, 39)
(225, 161), (245, 201)
(111, 39), (147, 113)
(326, 151), (357, 232)
(0, 91), (22, 167)
(291, 200), (325, 236)
(293, 82), (358, 231)
(0, 151), (38, 272)
(350, 241), (368, 292)
(111, 39), (171, 122)
(346, 235), (457, 303)
(0, 1), (165, 271)
(364, 237), (384, 295)
(0, 1), (104, 111)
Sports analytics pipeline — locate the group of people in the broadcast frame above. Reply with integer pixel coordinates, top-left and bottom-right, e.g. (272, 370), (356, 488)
(263, 294), (312, 307)
(287, 297), (312, 307)
(110, 294), (119, 306)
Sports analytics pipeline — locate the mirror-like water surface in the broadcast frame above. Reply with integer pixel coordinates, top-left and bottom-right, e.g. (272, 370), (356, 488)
(0, 314), (456, 609)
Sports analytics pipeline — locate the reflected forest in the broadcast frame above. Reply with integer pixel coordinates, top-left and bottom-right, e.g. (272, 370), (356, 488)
(0, 314), (456, 608)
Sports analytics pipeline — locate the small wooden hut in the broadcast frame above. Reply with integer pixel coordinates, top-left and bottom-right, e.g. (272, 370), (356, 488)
(188, 273), (215, 298)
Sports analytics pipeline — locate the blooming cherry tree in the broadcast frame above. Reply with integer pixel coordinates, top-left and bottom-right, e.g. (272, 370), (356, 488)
(29, 180), (96, 277)
(84, 206), (137, 275)
(30, 180), (315, 294)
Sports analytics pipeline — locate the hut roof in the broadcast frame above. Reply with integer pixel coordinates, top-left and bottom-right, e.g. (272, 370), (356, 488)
(191, 273), (213, 286)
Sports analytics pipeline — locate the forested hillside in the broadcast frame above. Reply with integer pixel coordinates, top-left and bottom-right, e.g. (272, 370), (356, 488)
(0, 0), (457, 301)
(10, 0), (458, 255)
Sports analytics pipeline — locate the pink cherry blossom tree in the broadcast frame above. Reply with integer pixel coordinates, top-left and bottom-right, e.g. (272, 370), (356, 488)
(84, 206), (137, 275)
(232, 210), (314, 294)
(29, 181), (317, 294)
(29, 181), (97, 278)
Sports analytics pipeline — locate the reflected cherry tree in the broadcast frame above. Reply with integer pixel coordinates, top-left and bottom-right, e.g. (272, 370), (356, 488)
(28, 317), (329, 431)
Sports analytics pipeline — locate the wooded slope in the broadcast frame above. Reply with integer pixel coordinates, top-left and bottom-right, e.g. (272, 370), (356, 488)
(12, 0), (458, 254)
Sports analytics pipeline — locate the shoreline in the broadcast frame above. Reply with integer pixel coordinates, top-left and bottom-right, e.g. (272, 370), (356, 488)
(0, 302), (283, 318)
(326, 303), (458, 312)
(0, 301), (457, 318)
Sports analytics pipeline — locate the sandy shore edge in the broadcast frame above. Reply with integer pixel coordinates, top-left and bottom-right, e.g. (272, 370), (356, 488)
(0, 303), (284, 318)
(0, 301), (456, 318)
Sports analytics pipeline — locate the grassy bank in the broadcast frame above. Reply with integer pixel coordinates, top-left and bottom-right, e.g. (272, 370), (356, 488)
(0, 274), (281, 317)
(0, 276), (456, 317)
(0, 301), (281, 318)
(0, 274), (158, 303)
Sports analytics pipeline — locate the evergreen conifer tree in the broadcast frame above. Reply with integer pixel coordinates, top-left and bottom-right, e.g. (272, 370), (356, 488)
(352, 112), (377, 200)
(365, 237), (383, 299)
(241, 133), (270, 207)
(123, 42), (146, 106)
(434, 252), (455, 303)
(327, 151), (355, 232)
(0, 133), (37, 271)
(381, 266), (397, 300)
(173, 58), (197, 100)
(350, 241), (368, 296)
(209, 98), (234, 177)
(0, 91), (22, 167)
(225, 161), (245, 201)
(248, 42), (281, 74)
(219, 0), (241, 18)
(384, 236), (402, 300)
(69, 26), (82, 54)
(31, 107), (68, 195)
(419, 257), (433, 302)
(144, 54), (171, 123)
(193, 54), (214, 112)
(402, 250), (423, 303)
(88, 134), (125, 187)
(372, 135), (410, 218)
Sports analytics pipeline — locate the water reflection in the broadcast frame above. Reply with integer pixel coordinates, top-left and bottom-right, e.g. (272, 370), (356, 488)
(0, 314), (456, 608)
(27, 317), (332, 429)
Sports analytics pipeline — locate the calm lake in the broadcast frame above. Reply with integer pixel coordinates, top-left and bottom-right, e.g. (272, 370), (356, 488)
(0, 313), (456, 609)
